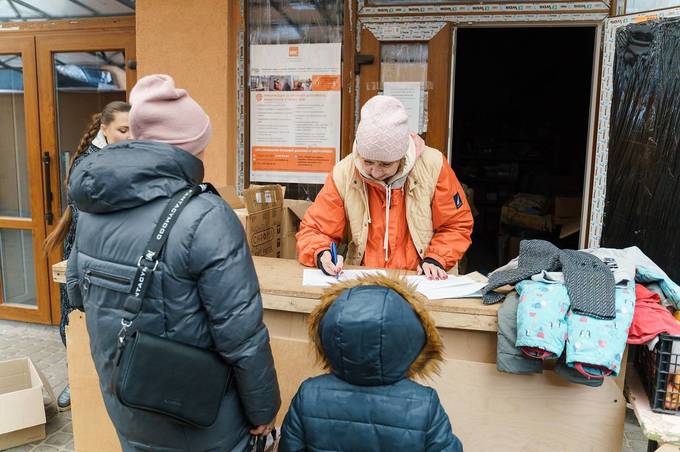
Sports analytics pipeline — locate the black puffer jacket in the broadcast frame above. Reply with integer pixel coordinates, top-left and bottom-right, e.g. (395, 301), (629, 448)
(66, 140), (280, 452)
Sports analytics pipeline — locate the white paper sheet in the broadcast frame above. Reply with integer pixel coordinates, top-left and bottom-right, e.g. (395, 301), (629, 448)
(302, 269), (485, 299)
(383, 81), (423, 133)
(405, 275), (486, 300)
(302, 269), (387, 287)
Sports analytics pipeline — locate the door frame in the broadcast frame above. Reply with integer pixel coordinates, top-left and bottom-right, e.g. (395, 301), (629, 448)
(447, 22), (603, 250)
(358, 23), (454, 154)
(36, 30), (135, 324)
(0, 36), (50, 323)
(356, 13), (606, 253)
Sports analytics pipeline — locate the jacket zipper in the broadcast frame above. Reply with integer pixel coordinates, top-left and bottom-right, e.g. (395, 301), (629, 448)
(83, 269), (131, 290)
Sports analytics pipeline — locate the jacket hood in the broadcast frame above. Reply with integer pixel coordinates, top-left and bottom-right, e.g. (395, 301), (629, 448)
(309, 274), (444, 386)
(68, 140), (204, 214)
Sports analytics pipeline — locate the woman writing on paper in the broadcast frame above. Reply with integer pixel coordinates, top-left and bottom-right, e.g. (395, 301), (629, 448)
(296, 95), (474, 280)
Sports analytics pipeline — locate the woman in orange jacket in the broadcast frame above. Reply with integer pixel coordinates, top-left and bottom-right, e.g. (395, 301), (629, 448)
(296, 95), (473, 280)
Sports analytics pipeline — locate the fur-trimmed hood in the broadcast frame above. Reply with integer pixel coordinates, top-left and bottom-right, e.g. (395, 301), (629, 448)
(309, 274), (444, 386)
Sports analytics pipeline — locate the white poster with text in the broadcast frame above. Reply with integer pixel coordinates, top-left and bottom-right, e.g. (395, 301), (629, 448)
(249, 43), (342, 184)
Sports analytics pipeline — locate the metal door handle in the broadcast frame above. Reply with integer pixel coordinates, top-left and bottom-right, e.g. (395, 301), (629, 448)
(42, 152), (53, 225)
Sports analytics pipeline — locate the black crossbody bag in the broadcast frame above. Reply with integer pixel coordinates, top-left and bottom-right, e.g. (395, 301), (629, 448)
(112, 184), (231, 428)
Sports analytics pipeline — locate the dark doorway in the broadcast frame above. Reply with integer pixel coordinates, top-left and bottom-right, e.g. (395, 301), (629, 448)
(451, 27), (596, 274)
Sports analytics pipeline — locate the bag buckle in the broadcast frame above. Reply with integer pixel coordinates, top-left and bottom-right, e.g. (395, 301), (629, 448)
(137, 255), (159, 271)
(118, 318), (132, 344)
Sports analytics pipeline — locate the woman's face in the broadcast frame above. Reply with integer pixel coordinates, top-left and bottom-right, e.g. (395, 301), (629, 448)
(274, 80), (282, 90)
(101, 111), (131, 144)
(360, 158), (401, 181)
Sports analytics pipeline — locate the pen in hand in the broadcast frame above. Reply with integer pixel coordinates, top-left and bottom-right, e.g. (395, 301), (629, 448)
(330, 242), (340, 280)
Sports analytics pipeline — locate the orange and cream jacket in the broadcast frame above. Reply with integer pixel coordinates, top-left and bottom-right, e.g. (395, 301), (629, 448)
(296, 135), (473, 271)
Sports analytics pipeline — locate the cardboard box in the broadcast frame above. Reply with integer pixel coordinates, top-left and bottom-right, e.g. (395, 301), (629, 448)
(500, 193), (552, 233)
(554, 196), (581, 239)
(238, 185), (284, 257)
(215, 185), (245, 210)
(281, 199), (312, 260)
(500, 205), (552, 232)
(0, 358), (48, 449)
(554, 196), (581, 224)
(216, 185), (310, 260)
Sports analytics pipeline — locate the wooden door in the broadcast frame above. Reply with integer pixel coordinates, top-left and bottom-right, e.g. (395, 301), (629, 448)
(358, 23), (453, 154)
(0, 36), (51, 323)
(36, 31), (135, 324)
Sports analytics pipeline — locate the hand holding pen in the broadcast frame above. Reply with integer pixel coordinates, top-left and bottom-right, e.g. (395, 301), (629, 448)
(319, 243), (344, 278)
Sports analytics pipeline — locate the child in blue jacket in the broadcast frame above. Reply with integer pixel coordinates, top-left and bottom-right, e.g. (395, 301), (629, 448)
(279, 274), (463, 451)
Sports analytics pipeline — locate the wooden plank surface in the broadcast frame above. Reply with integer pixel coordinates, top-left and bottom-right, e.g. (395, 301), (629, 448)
(266, 323), (625, 452)
(626, 367), (680, 446)
(53, 257), (500, 330)
(253, 256), (498, 316)
(64, 290), (624, 452)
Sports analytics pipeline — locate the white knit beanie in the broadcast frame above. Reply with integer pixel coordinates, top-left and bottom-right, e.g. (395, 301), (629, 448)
(355, 95), (409, 162)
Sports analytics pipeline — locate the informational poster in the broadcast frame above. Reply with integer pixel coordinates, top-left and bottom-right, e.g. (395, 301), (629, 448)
(249, 43), (342, 184)
(383, 81), (424, 133)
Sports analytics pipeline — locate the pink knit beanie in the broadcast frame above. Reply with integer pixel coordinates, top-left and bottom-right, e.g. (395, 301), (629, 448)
(355, 95), (409, 162)
(129, 74), (212, 156)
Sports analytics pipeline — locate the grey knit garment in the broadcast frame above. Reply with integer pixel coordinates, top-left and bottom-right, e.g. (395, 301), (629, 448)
(483, 240), (616, 320)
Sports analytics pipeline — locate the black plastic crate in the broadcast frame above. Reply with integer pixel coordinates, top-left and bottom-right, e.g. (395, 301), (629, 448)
(636, 333), (680, 415)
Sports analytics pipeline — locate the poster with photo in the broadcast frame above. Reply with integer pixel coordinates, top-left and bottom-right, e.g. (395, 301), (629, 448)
(249, 43), (342, 184)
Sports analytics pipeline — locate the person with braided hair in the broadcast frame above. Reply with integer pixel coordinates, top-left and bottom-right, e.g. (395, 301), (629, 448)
(43, 100), (131, 410)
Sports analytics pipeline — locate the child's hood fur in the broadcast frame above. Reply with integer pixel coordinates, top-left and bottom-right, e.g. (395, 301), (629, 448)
(308, 274), (444, 382)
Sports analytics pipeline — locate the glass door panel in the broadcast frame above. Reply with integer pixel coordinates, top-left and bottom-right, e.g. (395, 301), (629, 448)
(0, 37), (51, 323)
(36, 31), (135, 324)
(53, 50), (127, 210)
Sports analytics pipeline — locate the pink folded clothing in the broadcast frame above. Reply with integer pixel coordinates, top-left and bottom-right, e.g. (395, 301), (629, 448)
(627, 284), (680, 345)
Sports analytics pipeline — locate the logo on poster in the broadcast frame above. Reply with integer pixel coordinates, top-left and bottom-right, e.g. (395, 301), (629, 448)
(288, 46), (299, 57)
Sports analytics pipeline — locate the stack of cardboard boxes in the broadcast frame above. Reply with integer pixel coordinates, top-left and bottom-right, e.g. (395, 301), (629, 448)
(216, 185), (312, 260)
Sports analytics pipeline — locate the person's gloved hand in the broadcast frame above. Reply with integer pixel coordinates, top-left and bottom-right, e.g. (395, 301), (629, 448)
(417, 257), (448, 280)
(317, 250), (344, 277)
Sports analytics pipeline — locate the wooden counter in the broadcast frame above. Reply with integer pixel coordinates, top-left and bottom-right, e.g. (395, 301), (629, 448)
(54, 258), (625, 452)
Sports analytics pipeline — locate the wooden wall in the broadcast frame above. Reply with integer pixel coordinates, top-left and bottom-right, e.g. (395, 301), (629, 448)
(135, 0), (239, 187)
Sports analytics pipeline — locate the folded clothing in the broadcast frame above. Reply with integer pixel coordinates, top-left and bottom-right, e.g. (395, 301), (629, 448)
(565, 279), (636, 377)
(484, 240), (616, 320)
(515, 279), (635, 378)
(627, 284), (680, 345)
(516, 280), (569, 359)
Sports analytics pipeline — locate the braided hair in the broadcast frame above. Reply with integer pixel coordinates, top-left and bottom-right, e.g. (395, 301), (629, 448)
(43, 101), (131, 254)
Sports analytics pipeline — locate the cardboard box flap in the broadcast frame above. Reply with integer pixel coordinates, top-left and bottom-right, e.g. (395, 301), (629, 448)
(214, 185), (245, 209)
(0, 359), (32, 394)
(244, 185), (284, 214)
(0, 358), (46, 435)
(285, 199), (313, 221)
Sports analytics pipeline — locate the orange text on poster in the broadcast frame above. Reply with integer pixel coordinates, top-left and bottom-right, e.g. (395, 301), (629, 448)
(252, 146), (336, 173)
(311, 75), (341, 91)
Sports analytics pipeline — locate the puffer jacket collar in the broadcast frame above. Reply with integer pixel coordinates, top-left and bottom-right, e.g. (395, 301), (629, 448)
(68, 140), (204, 214)
(309, 274), (444, 385)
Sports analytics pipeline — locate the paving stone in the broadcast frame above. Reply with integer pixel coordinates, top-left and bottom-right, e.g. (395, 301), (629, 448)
(621, 439), (634, 452)
(46, 415), (69, 435)
(32, 446), (60, 452)
(5, 445), (34, 452)
(624, 427), (647, 442)
(44, 432), (71, 447)
(628, 439), (650, 452)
